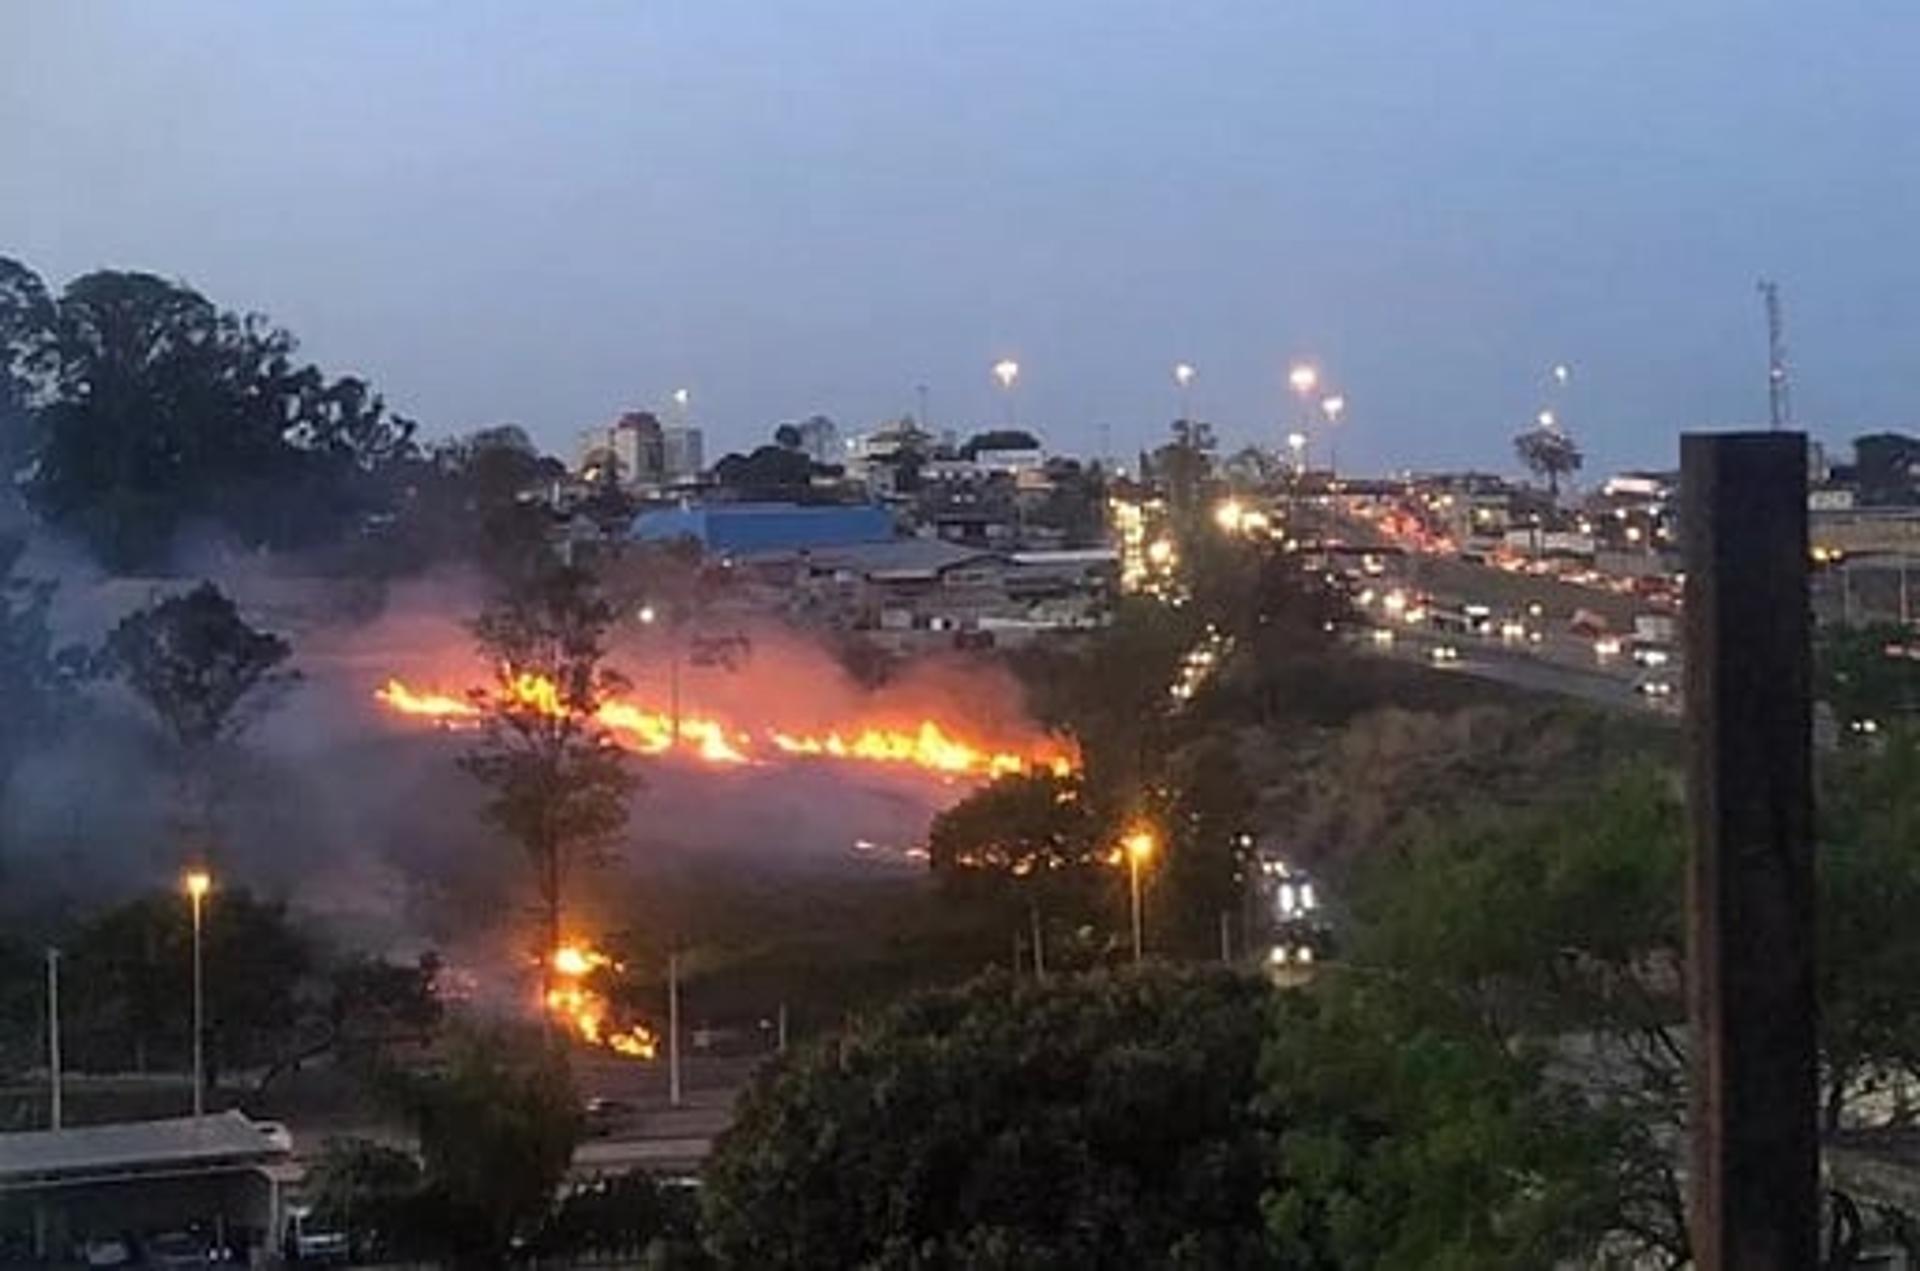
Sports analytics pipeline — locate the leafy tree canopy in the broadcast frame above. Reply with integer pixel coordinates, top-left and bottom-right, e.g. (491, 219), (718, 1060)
(703, 967), (1281, 1270)
(1513, 424), (1583, 497)
(961, 429), (1042, 457)
(105, 582), (295, 754)
(0, 258), (416, 569)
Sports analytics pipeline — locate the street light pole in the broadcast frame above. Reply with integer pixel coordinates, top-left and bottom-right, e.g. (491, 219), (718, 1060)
(185, 870), (211, 1120)
(667, 948), (682, 1108)
(1124, 830), (1155, 965)
(46, 947), (61, 1130)
(993, 359), (1020, 429)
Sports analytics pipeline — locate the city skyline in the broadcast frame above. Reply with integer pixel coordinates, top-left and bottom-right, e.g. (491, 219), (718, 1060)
(7, 2), (1919, 474)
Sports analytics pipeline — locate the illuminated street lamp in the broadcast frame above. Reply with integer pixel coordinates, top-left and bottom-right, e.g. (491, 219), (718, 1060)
(183, 869), (212, 1119)
(637, 604), (681, 744)
(1551, 362), (1571, 386)
(1319, 394), (1347, 477)
(670, 387), (691, 428)
(1287, 430), (1308, 474)
(1124, 829), (1156, 964)
(1536, 409), (1558, 431)
(1287, 363), (1319, 397)
(992, 358), (1020, 428)
(1173, 362), (1196, 422)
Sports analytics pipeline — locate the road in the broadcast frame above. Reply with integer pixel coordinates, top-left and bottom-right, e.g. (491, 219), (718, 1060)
(1344, 540), (1681, 719)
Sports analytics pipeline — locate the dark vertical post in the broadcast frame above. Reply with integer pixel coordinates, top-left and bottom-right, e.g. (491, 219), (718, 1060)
(1682, 431), (1816, 1270)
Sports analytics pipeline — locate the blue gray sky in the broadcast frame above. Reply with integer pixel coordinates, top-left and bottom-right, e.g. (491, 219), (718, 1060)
(5, 1), (1919, 476)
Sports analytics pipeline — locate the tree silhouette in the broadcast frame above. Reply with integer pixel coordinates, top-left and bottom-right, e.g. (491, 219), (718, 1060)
(1514, 423), (1583, 498)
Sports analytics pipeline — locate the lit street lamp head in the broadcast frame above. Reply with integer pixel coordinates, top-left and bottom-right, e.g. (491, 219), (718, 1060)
(991, 359), (1020, 391)
(1536, 409), (1558, 430)
(1287, 431), (1308, 453)
(1288, 363), (1318, 396)
(671, 387), (691, 407)
(1173, 362), (1195, 388)
(638, 604), (658, 626)
(184, 869), (211, 900)
(1124, 829), (1157, 863)
(1320, 394), (1346, 423)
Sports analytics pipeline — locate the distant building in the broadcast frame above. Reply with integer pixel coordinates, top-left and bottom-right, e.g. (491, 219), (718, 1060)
(578, 411), (667, 487)
(662, 425), (705, 480)
(630, 501), (895, 555)
(1854, 433), (1920, 506)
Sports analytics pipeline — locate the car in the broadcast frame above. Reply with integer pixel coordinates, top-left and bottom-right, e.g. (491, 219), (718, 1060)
(142, 1234), (210, 1271)
(583, 1096), (636, 1137)
(1594, 636), (1622, 658)
(81, 1239), (132, 1268)
(1636, 677), (1675, 699)
(1428, 644), (1459, 664)
(253, 1120), (293, 1153)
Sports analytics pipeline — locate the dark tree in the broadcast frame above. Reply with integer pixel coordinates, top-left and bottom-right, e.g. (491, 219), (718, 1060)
(459, 566), (638, 983)
(960, 428), (1042, 457)
(710, 444), (816, 498)
(66, 887), (312, 1079)
(1513, 423), (1583, 498)
(104, 582), (295, 848)
(703, 967), (1279, 1269)
(394, 1027), (584, 1269)
(0, 535), (86, 797)
(1, 260), (415, 568)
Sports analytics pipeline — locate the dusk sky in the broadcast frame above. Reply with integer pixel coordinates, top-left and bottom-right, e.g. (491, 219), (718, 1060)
(6, 2), (1919, 476)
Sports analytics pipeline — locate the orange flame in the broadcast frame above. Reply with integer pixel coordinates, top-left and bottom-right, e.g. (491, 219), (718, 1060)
(546, 941), (657, 1060)
(374, 675), (1074, 779)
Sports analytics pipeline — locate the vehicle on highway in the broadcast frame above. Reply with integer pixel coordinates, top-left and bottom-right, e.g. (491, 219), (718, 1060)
(584, 1096), (637, 1138)
(1635, 675), (1675, 701)
(1634, 643), (1673, 669)
(1594, 635), (1623, 658)
(1429, 644), (1460, 664)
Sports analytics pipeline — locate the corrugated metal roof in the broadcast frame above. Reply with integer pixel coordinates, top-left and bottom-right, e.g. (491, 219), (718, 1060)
(0, 1111), (287, 1182)
(802, 540), (1000, 579)
(631, 502), (894, 553)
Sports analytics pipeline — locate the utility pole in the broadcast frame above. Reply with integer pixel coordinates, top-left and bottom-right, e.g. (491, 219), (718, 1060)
(1759, 279), (1792, 431)
(46, 948), (62, 1130)
(667, 949), (682, 1108)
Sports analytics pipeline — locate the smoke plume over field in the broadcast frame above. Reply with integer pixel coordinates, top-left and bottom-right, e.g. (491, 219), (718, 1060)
(3, 568), (1057, 966)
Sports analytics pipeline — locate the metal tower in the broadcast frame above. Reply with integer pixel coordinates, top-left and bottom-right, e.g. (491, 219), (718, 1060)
(1759, 279), (1792, 430)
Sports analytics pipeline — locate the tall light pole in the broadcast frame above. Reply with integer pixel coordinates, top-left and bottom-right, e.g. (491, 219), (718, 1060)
(1287, 431), (1308, 476)
(671, 387), (691, 428)
(1319, 394), (1346, 477)
(1124, 829), (1156, 965)
(1173, 362), (1196, 424)
(667, 947), (682, 1108)
(638, 604), (681, 746)
(184, 869), (211, 1120)
(992, 358), (1020, 429)
(1287, 362), (1318, 459)
(46, 947), (61, 1130)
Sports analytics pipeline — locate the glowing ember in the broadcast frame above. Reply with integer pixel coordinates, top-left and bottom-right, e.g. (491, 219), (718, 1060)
(374, 675), (1075, 779)
(546, 941), (657, 1059)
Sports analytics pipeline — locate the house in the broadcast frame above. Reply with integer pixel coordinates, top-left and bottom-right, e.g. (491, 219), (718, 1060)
(630, 502), (896, 556)
(785, 539), (1009, 631)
